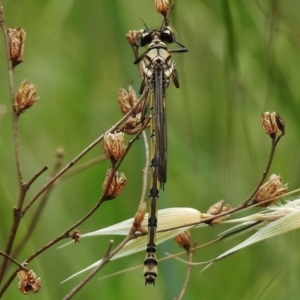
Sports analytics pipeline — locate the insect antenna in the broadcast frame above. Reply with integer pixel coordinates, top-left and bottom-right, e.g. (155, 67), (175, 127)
(140, 19), (149, 30)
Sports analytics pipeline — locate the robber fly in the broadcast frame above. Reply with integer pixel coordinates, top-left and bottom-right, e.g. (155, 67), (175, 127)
(134, 25), (188, 285)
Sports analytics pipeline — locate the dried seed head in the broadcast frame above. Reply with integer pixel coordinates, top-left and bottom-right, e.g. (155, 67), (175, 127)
(122, 115), (140, 134)
(118, 88), (131, 115)
(153, 0), (169, 14)
(128, 85), (139, 108)
(7, 27), (26, 66)
(207, 200), (224, 215)
(71, 229), (83, 243)
(253, 174), (288, 207)
(126, 30), (138, 48)
(133, 202), (147, 233)
(122, 114), (150, 135)
(102, 168), (127, 200)
(17, 270), (41, 294)
(260, 112), (279, 139)
(207, 200), (231, 225)
(174, 231), (191, 252)
(118, 85), (141, 115)
(102, 131), (126, 162)
(15, 81), (39, 114)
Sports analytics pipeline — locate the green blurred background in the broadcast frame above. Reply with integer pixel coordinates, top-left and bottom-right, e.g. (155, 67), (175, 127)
(1, 0), (300, 299)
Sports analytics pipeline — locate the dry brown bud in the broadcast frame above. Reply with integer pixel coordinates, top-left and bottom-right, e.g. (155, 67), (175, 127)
(122, 115), (140, 134)
(102, 168), (127, 200)
(133, 202), (147, 233)
(118, 88), (131, 115)
(122, 114), (150, 135)
(102, 131), (126, 162)
(7, 27), (26, 66)
(206, 200), (231, 225)
(15, 80), (39, 114)
(118, 85), (141, 115)
(128, 85), (139, 107)
(174, 231), (191, 252)
(260, 112), (280, 139)
(253, 174), (288, 207)
(207, 200), (224, 215)
(71, 229), (83, 243)
(153, 0), (169, 14)
(17, 270), (41, 294)
(126, 30), (138, 48)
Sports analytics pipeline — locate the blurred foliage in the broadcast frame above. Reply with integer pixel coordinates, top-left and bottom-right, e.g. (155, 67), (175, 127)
(0, 0), (300, 299)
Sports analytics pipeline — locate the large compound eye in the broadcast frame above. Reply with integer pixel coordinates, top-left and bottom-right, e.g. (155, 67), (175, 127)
(135, 29), (152, 47)
(160, 26), (176, 43)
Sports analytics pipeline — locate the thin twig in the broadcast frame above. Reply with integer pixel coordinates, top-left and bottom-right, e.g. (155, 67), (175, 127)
(0, 251), (27, 271)
(61, 121), (151, 299)
(0, 270), (18, 298)
(0, 4), (23, 189)
(0, 90), (150, 296)
(13, 153), (62, 258)
(62, 233), (134, 300)
(165, 0), (175, 26)
(95, 188), (300, 283)
(24, 116), (150, 262)
(0, 253), (27, 298)
(176, 249), (194, 300)
(0, 4), (27, 284)
(26, 165), (48, 188)
(22, 87), (149, 215)
(244, 133), (284, 205)
(155, 188), (296, 234)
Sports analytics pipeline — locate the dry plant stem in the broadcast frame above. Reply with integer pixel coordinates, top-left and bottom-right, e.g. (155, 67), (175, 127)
(0, 270), (19, 298)
(167, 237), (226, 267)
(171, 223), (263, 268)
(0, 165), (48, 283)
(0, 252), (27, 271)
(243, 134), (284, 205)
(13, 157), (62, 258)
(97, 238), (223, 283)
(0, 5), (23, 188)
(22, 87), (149, 215)
(6, 166), (49, 258)
(156, 192), (286, 235)
(63, 233), (135, 300)
(0, 91), (149, 295)
(27, 165), (49, 187)
(165, 0), (175, 26)
(23, 117), (150, 262)
(62, 123), (150, 299)
(139, 130), (150, 205)
(0, 127), (144, 296)
(0, 5), (30, 284)
(97, 187), (300, 283)
(176, 250), (194, 300)
(0, 252), (28, 298)
(0, 163), (45, 283)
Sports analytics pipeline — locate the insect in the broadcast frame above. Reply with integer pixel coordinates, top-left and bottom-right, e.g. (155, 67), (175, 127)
(134, 25), (188, 285)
